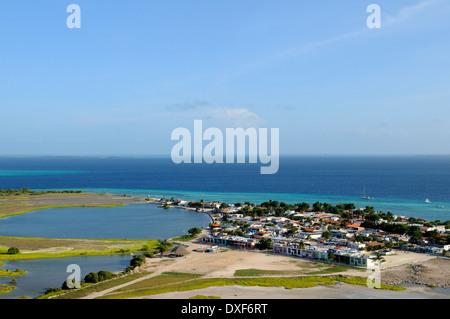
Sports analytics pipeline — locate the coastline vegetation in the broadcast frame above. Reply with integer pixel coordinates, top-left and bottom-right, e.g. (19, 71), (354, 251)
(171, 227), (202, 241)
(0, 284), (15, 295)
(0, 203), (126, 220)
(0, 188), (83, 196)
(0, 268), (27, 278)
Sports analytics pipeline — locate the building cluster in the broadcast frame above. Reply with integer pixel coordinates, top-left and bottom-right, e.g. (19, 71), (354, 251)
(174, 201), (450, 269)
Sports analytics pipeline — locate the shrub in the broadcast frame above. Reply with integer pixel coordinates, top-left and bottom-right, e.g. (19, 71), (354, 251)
(84, 272), (99, 284)
(143, 252), (154, 258)
(123, 266), (135, 273)
(97, 270), (115, 282)
(7, 247), (20, 255)
(61, 279), (82, 290)
(130, 255), (146, 268)
(45, 288), (62, 295)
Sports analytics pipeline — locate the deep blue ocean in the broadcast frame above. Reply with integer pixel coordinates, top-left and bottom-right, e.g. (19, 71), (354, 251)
(1, 156), (450, 221)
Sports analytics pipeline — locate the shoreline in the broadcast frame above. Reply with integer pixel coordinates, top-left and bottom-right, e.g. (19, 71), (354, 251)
(65, 187), (450, 221)
(0, 193), (208, 261)
(2, 190), (450, 299)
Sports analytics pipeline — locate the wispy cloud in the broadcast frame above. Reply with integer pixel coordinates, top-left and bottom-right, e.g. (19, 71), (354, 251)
(217, 0), (442, 84)
(384, 0), (442, 25)
(202, 107), (264, 128)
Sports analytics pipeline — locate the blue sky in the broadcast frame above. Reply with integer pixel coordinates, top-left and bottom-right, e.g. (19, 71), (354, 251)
(0, 0), (449, 155)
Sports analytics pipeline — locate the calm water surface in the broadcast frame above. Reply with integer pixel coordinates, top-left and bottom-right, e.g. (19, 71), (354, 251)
(0, 204), (211, 239)
(0, 254), (133, 299)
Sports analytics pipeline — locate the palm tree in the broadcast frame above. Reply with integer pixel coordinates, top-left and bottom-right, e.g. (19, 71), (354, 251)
(298, 241), (305, 249)
(374, 253), (386, 264)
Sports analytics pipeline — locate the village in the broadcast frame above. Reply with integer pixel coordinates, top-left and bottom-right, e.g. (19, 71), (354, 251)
(160, 198), (450, 270)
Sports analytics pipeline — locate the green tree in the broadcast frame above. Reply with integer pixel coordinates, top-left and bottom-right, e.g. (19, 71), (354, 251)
(287, 226), (298, 237)
(256, 238), (273, 250)
(374, 253), (386, 264)
(312, 202), (324, 212)
(296, 202), (310, 213)
(156, 239), (172, 256)
(188, 227), (202, 237)
(407, 226), (423, 244)
(130, 255), (146, 268)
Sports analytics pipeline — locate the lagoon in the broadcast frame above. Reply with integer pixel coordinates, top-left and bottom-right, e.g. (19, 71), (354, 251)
(0, 254), (133, 299)
(0, 204), (211, 240)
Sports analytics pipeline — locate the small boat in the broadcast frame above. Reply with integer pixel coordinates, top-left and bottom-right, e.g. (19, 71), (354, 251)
(436, 205), (445, 208)
(424, 198), (431, 204)
(361, 187), (371, 200)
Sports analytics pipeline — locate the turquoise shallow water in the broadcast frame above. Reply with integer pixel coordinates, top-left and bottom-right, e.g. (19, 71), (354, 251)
(71, 188), (450, 222)
(3, 156), (450, 222)
(0, 170), (86, 176)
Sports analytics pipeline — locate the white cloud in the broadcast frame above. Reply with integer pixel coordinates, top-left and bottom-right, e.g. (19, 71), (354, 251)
(165, 102), (264, 128)
(202, 107), (264, 128)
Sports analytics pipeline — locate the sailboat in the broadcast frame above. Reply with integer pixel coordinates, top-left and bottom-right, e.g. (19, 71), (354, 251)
(424, 198), (431, 204)
(361, 187), (371, 200)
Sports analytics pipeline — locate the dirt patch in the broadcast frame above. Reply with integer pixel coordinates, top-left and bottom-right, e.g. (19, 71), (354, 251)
(381, 257), (450, 288)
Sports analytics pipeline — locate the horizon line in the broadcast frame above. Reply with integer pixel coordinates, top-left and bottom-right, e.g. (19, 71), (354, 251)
(0, 154), (449, 158)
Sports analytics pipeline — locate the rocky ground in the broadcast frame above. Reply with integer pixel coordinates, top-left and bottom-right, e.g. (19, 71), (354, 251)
(381, 257), (450, 288)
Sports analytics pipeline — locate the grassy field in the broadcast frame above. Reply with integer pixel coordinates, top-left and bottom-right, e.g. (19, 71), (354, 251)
(0, 190), (145, 219)
(98, 274), (405, 299)
(233, 263), (358, 277)
(0, 236), (158, 261)
(0, 202), (125, 219)
(306, 265), (358, 275)
(171, 235), (196, 242)
(113, 272), (203, 293)
(234, 269), (296, 276)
